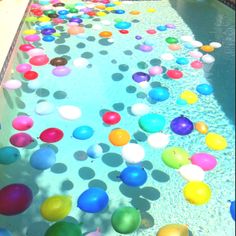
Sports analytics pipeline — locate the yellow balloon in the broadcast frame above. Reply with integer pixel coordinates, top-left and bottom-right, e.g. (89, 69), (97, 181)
(105, 7), (115, 12)
(40, 195), (72, 221)
(183, 181), (211, 205)
(205, 132), (227, 150)
(157, 224), (189, 236)
(180, 90), (198, 104)
(147, 8), (156, 13)
(23, 29), (37, 35)
(114, 1), (122, 5)
(96, 12), (107, 17)
(38, 16), (51, 22)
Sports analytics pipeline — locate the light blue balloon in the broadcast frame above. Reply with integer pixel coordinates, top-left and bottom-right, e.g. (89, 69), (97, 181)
(73, 126), (94, 140)
(144, 40), (155, 46)
(183, 43), (194, 49)
(114, 22), (131, 29)
(87, 144), (103, 159)
(30, 147), (56, 170)
(157, 25), (167, 31)
(196, 84), (213, 95)
(149, 87), (170, 102)
(139, 114), (166, 133)
(0, 228), (12, 236)
(176, 98), (187, 106)
(176, 57), (189, 65)
(43, 35), (55, 42)
(0, 146), (20, 165)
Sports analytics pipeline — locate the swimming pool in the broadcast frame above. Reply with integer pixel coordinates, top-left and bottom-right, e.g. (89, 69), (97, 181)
(0, 1), (235, 236)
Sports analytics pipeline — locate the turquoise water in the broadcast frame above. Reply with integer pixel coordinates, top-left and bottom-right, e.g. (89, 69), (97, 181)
(0, 1), (235, 236)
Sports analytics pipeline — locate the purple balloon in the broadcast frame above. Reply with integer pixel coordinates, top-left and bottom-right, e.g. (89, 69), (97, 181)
(170, 115), (194, 135)
(132, 72), (151, 83)
(166, 23), (176, 29)
(41, 28), (56, 35)
(52, 66), (71, 77)
(10, 133), (34, 147)
(69, 18), (83, 24)
(139, 44), (153, 52)
(135, 35), (142, 40)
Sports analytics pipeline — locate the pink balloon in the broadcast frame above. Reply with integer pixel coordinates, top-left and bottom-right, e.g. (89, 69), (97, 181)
(27, 48), (45, 57)
(52, 66), (71, 77)
(16, 63), (32, 73)
(191, 153), (217, 171)
(10, 133), (34, 147)
(39, 128), (64, 143)
(3, 80), (22, 90)
(19, 44), (35, 52)
(12, 116), (34, 131)
(29, 55), (49, 66)
(189, 50), (203, 59)
(191, 60), (203, 69)
(24, 34), (41, 42)
(148, 66), (163, 76)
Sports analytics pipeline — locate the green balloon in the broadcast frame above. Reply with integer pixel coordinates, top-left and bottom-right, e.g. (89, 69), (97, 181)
(25, 16), (38, 23)
(162, 147), (190, 169)
(65, 4), (76, 9)
(114, 18), (123, 23)
(0, 146), (20, 165)
(43, 10), (56, 16)
(69, 8), (79, 13)
(45, 222), (82, 236)
(165, 37), (179, 44)
(111, 206), (141, 234)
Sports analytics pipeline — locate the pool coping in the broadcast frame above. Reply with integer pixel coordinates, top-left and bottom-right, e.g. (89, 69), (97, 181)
(218, 0), (236, 9)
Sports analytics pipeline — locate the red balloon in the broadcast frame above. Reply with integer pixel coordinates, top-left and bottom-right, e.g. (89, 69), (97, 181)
(10, 133), (34, 147)
(191, 60), (203, 69)
(102, 111), (121, 125)
(31, 9), (43, 16)
(19, 44), (35, 52)
(87, 11), (96, 17)
(0, 184), (33, 215)
(119, 30), (129, 34)
(166, 69), (183, 79)
(39, 128), (64, 143)
(23, 71), (38, 80)
(29, 55), (49, 66)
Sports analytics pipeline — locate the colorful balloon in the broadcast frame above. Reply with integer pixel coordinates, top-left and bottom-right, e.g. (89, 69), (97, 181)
(179, 164), (205, 181)
(12, 115), (33, 131)
(191, 153), (217, 171)
(10, 133), (34, 147)
(0, 184), (33, 215)
(39, 128), (64, 143)
(23, 71), (38, 80)
(205, 133), (227, 151)
(170, 115), (194, 136)
(230, 201), (235, 221)
(50, 57), (68, 66)
(87, 144), (103, 159)
(132, 72), (150, 83)
(166, 37), (179, 44)
(16, 63), (32, 73)
(58, 105), (81, 120)
(157, 224), (189, 236)
(52, 66), (71, 77)
(29, 55), (49, 66)
(148, 87), (170, 102)
(19, 44), (35, 52)
(148, 66), (163, 76)
(2, 80), (22, 90)
(121, 143), (145, 163)
(196, 84), (213, 95)
(73, 57), (89, 69)
(102, 111), (121, 125)
(166, 70), (183, 79)
(191, 60), (203, 69)
(0, 146), (20, 165)
(73, 126), (94, 140)
(195, 121), (208, 134)
(27, 48), (45, 57)
(139, 114), (166, 133)
(109, 129), (130, 146)
(180, 90), (198, 104)
(131, 103), (150, 116)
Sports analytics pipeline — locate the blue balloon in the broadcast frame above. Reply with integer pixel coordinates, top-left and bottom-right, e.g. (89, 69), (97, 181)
(58, 10), (69, 15)
(115, 9), (125, 14)
(170, 115), (194, 135)
(0, 228), (12, 236)
(120, 166), (147, 187)
(114, 22), (131, 29)
(30, 147), (56, 170)
(77, 188), (109, 213)
(0, 146), (20, 165)
(43, 35), (55, 42)
(73, 126), (94, 140)
(139, 114), (166, 133)
(183, 43), (194, 49)
(59, 15), (68, 19)
(176, 98), (187, 106)
(149, 87), (170, 102)
(196, 84), (213, 95)
(106, 3), (115, 7)
(157, 25), (167, 31)
(230, 201), (235, 221)
(176, 57), (189, 65)
(87, 144), (103, 159)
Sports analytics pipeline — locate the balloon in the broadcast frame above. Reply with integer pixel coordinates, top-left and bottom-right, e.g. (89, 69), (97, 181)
(196, 84), (213, 95)
(166, 23), (176, 29)
(148, 66), (163, 76)
(170, 115), (194, 136)
(58, 105), (81, 120)
(169, 44), (181, 51)
(180, 90), (198, 104)
(183, 181), (211, 205)
(205, 133), (227, 150)
(68, 26), (85, 35)
(52, 66), (71, 77)
(202, 54), (215, 64)
(161, 53), (174, 61)
(0, 228), (12, 236)
(50, 57), (68, 66)
(190, 40), (203, 47)
(10, 133), (34, 147)
(146, 29), (157, 35)
(69, 18), (83, 23)
(200, 45), (215, 53)
(179, 164), (205, 181)
(131, 103), (150, 116)
(87, 144), (103, 159)
(73, 57), (89, 69)
(35, 101), (55, 115)
(191, 60), (203, 69)
(0, 146), (20, 165)
(99, 31), (112, 38)
(191, 153), (217, 171)
(139, 44), (153, 52)
(132, 72), (150, 83)
(77, 188), (109, 213)
(176, 57), (189, 65)
(102, 111), (121, 125)
(230, 201), (235, 221)
(139, 114), (166, 133)
(121, 143), (145, 163)
(167, 70), (183, 79)
(147, 133), (170, 149)
(109, 129), (130, 146)
(111, 206), (141, 234)
(181, 35), (194, 42)
(19, 44), (35, 52)
(73, 126), (94, 140)
(114, 21), (131, 29)
(27, 48), (45, 57)
(157, 25), (167, 31)
(162, 147), (190, 169)
(189, 50), (203, 58)
(41, 28), (56, 35)
(166, 37), (179, 44)
(24, 34), (40, 42)
(149, 87), (170, 102)
(157, 224), (189, 236)
(40, 195), (72, 221)
(194, 121), (208, 134)
(39, 128), (64, 143)
(119, 166), (147, 187)
(24, 71), (38, 80)
(12, 115), (33, 131)
(2, 80), (22, 90)
(209, 42), (222, 48)
(0, 184), (33, 215)
(45, 221), (82, 236)
(29, 55), (49, 66)
(30, 147), (56, 170)
(16, 63), (32, 73)
(85, 228), (102, 236)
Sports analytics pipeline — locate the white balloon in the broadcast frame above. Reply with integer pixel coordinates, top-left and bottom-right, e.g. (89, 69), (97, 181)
(189, 50), (203, 59)
(161, 53), (174, 61)
(131, 103), (150, 116)
(27, 48), (45, 57)
(202, 54), (215, 64)
(121, 143), (145, 163)
(148, 133), (170, 149)
(178, 164), (205, 181)
(92, 24), (102, 30)
(108, 38), (114, 43)
(181, 35), (194, 42)
(73, 57), (89, 69)
(3, 80), (22, 90)
(28, 80), (41, 90)
(190, 40), (203, 47)
(101, 20), (112, 26)
(35, 101), (54, 115)
(210, 42), (222, 48)
(138, 81), (149, 89)
(58, 105), (81, 120)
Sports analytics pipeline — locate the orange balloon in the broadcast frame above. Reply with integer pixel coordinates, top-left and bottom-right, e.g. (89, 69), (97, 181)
(168, 44), (181, 51)
(99, 31), (113, 38)
(157, 224), (189, 236)
(96, 5), (106, 10)
(68, 26), (84, 35)
(109, 129), (130, 146)
(130, 10), (140, 15)
(195, 121), (208, 134)
(200, 45), (215, 53)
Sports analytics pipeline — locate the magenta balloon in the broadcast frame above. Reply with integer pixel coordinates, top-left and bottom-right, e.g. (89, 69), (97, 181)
(191, 153), (217, 171)
(52, 66), (71, 77)
(24, 34), (41, 42)
(0, 184), (33, 215)
(12, 116), (34, 131)
(29, 55), (49, 66)
(10, 133), (34, 147)
(148, 66), (163, 76)
(16, 63), (32, 73)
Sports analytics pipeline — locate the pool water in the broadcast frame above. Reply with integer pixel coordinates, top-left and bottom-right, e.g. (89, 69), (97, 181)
(0, 1), (235, 236)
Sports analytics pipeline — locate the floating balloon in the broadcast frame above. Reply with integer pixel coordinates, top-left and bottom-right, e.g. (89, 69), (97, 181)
(73, 126), (94, 140)
(85, 228), (102, 236)
(189, 50), (203, 59)
(180, 90), (198, 104)
(191, 60), (203, 69)
(29, 55), (49, 66)
(12, 115), (33, 131)
(30, 147), (56, 170)
(68, 26), (85, 35)
(230, 201), (235, 221)
(131, 103), (150, 116)
(121, 143), (145, 163)
(40, 195), (72, 221)
(16, 63), (32, 73)
(0, 146), (20, 165)
(2, 80), (22, 90)
(115, 21), (131, 29)
(87, 144), (103, 159)
(202, 54), (215, 64)
(209, 42), (222, 48)
(139, 44), (153, 52)
(39, 128), (64, 143)
(0, 184), (33, 215)
(27, 48), (45, 57)
(179, 164), (205, 181)
(35, 101), (55, 115)
(147, 133), (170, 149)
(109, 129), (130, 146)
(52, 66), (71, 77)
(139, 114), (166, 133)
(102, 111), (121, 125)
(73, 57), (89, 69)
(24, 71), (38, 80)
(24, 34), (40, 42)
(148, 66), (163, 76)
(0, 228), (12, 236)
(195, 121), (208, 134)
(190, 40), (203, 48)
(183, 181), (211, 205)
(167, 70), (183, 79)
(50, 57), (68, 66)
(146, 29), (156, 34)
(132, 72), (150, 83)
(191, 153), (217, 171)
(166, 37), (179, 44)
(157, 224), (189, 236)
(10, 133), (34, 148)
(169, 44), (181, 51)
(205, 133), (227, 151)
(200, 45), (215, 53)
(161, 53), (174, 61)
(77, 188), (109, 213)
(45, 221), (82, 236)
(119, 166), (147, 187)
(99, 31), (113, 38)
(111, 206), (141, 234)
(19, 44), (35, 52)
(196, 84), (213, 95)
(162, 147), (190, 169)
(157, 25), (167, 31)
(176, 57), (189, 65)
(170, 115), (194, 136)
(58, 105), (81, 120)
(149, 87), (170, 102)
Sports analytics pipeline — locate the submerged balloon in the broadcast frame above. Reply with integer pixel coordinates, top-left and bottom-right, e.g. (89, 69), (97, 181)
(10, 133), (34, 147)
(170, 115), (194, 136)
(121, 143), (145, 163)
(157, 224), (189, 236)
(12, 115), (34, 131)
(39, 128), (64, 143)
(0, 146), (20, 165)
